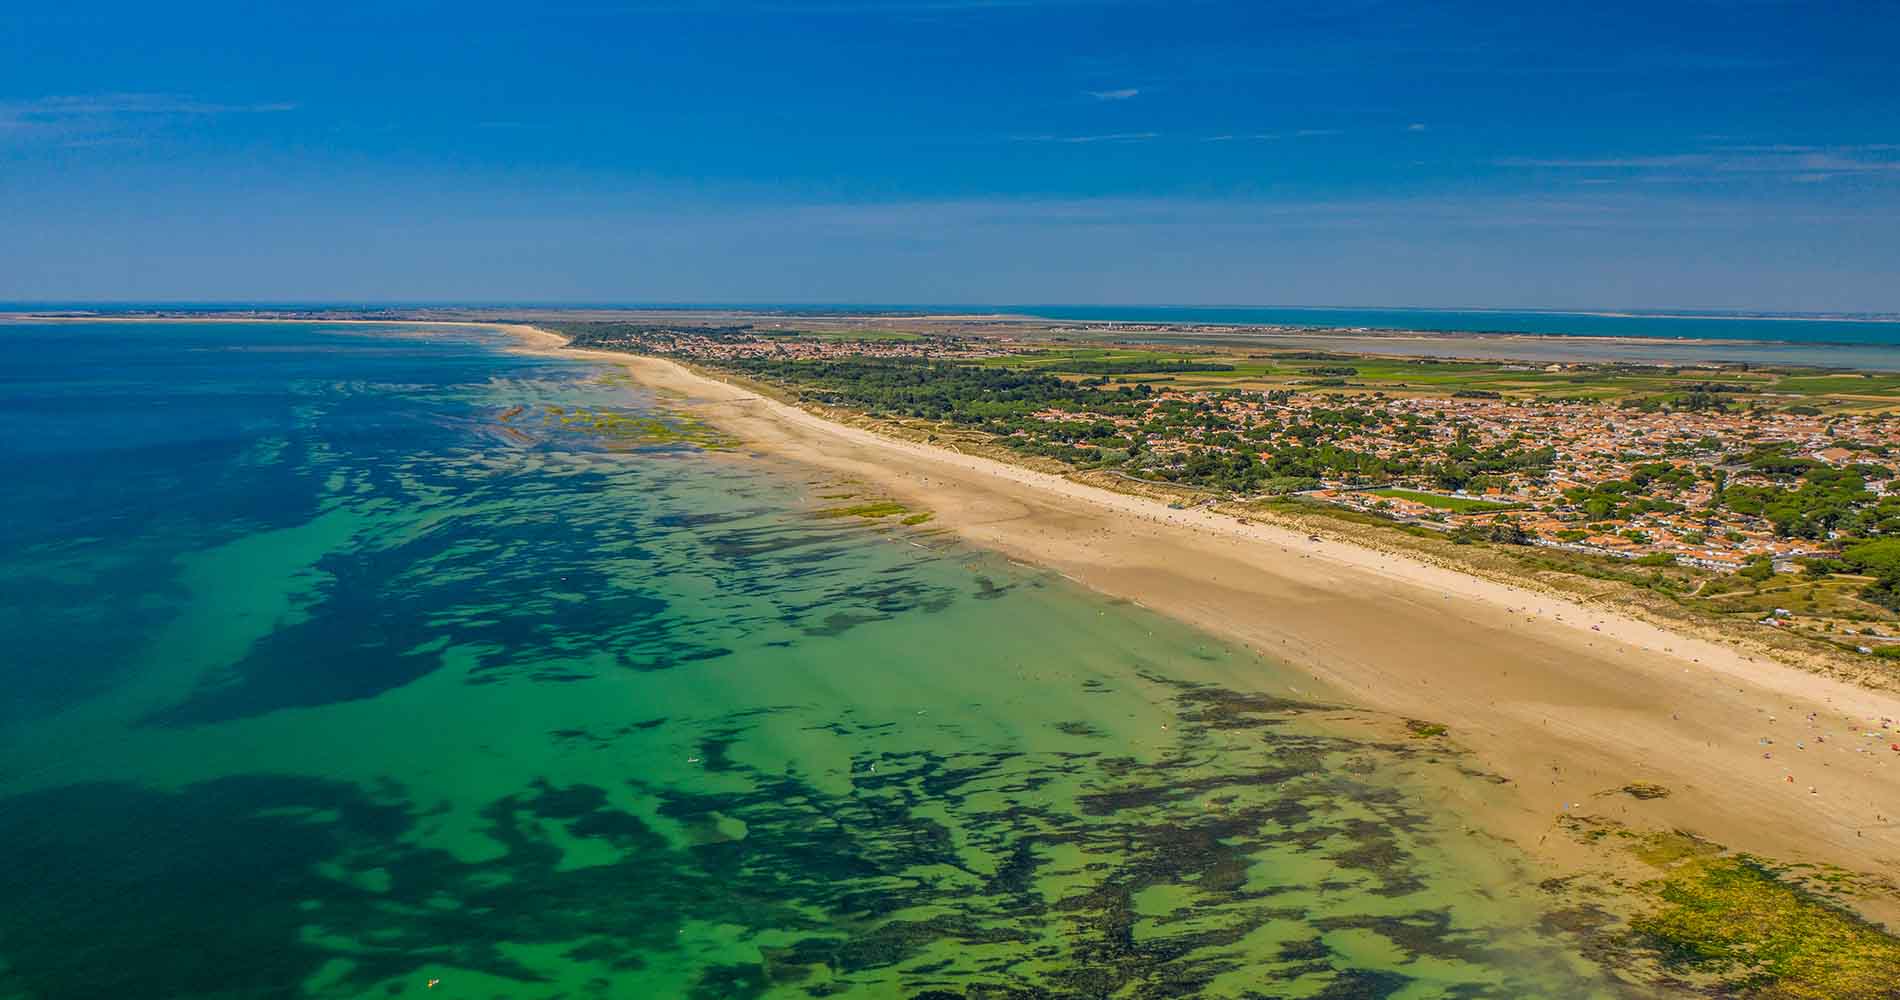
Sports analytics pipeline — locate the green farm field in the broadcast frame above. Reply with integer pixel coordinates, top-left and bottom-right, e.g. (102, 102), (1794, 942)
(1365, 487), (1527, 513)
(973, 346), (1900, 410)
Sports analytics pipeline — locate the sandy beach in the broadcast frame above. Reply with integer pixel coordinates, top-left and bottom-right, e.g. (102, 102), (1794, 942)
(485, 323), (1900, 898)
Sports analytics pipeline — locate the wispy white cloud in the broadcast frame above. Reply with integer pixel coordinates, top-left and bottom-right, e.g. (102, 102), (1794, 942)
(1016, 131), (1158, 144)
(1085, 87), (1140, 101)
(0, 93), (296, 122)
(1499, 147), (1900, 179)
(1405, 122), (1427, 132)
(736, 190), (1885, 239)
(1021, 129), (1333, 146)
(0, 92), (295, 142)
(1718, 144), (1900, 156)
(1716, 152), (1900, 174)
(1498, 155), (1709, 168)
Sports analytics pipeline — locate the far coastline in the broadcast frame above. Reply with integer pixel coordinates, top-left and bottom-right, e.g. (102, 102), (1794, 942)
(13, 302), (1900, 370)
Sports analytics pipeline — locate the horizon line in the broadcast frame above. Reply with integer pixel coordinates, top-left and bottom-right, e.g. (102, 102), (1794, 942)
(5, 299), (1899, 323)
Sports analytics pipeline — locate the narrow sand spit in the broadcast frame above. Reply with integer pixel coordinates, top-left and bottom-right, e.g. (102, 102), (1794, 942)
(498, 327), (1900, 889)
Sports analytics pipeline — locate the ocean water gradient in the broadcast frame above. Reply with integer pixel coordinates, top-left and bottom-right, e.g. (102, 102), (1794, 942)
(0, 321), (1621, 999)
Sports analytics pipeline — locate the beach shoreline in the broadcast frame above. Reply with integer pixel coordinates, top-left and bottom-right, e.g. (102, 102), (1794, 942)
(487, 323), (1900, 901)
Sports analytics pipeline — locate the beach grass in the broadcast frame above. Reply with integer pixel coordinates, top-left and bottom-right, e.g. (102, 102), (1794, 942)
(1695, 575), (1889, 620)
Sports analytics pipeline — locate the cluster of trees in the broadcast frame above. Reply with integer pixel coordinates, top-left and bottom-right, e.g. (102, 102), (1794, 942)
(712, 358), (1571, 496)
(721, 358), (1151, 423)
(1609, 383), (1752, 414)
(1541, 444), (1900, 545)
(548, 322), (759, 347)
(1715, 446), (1897, 540)
(1137, 442), (1411, 493)
(1629, 461), (1702, 490)
(1721, 476), (1869, 540)
(1561, 462), (1704, 520)
(1564, 484), (1686, 521)
(1620, 391), (1732, 413)
(1426, 424), (1556, 491)
(1721, 447), (1900, 608)
(1805, 539), (1900, 611)
(1452, 519), (1534, 545)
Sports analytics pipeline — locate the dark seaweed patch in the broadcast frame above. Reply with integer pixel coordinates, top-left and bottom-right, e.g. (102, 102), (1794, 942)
(142, 449), (963, 724)
(0, 776), (438, 1000)
(971, 575), (1014, 600)
(0, 695), (1590, 996)
(1312, 968), (1413, 999)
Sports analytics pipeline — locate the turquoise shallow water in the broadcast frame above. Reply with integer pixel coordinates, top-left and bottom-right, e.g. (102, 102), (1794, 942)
(0, 321), (1620, 999)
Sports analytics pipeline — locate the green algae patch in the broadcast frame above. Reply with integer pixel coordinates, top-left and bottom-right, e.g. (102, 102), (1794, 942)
(530, 404), (735, 450)
(1630, 829), (1716, 867)
(1404, 719), (1448, 739)
(815, 501), (911, 520)
(1628, 833), (1900, 999)
(808, 491), (934, 524)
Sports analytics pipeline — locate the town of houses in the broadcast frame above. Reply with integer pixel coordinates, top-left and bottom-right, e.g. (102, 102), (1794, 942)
(1033, 387), (1898, 572)
(554, 321), (1898, 575)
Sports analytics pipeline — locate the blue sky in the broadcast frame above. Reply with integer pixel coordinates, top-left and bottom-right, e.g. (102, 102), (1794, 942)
(3, 0), (1898, 309)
